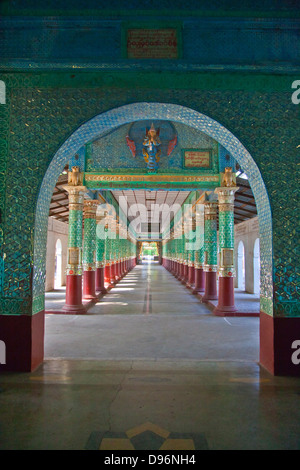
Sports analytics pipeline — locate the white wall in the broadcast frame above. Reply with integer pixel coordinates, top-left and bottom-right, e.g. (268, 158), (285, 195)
(45, 217), (68, 292)
(234, 217), (260, 293)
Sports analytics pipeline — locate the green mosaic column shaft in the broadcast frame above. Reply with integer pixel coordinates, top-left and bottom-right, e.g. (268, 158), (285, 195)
(68, 208), (83, 251)
(96, 231), (106, 267)
(83, 200), (98, 300)
(111, 224), (119, 282)
(95, 213), (107, 293)
(83, 216), (96, 264)
(202, 202), (218, 301)
(115, 228), (121, 280)
(104, 227), (114, 283)
(187, 217), (196, 287)
(203, 203), (218, 270)
(182, 229), (188, 283)
(178, 222), (184, 279)
(83, 201), (98, 269)
(195, 205), (205, 268)
(176, 223), (183, 276)
(193, 204), (205, 293)
(214, 186), (239, 315)
(103, 226), (111, 285)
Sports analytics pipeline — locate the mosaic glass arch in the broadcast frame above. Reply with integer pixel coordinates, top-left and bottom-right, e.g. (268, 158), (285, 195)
(34, 102), (273, 314)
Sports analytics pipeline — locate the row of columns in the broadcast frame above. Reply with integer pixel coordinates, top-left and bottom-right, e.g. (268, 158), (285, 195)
(162, 186), (239, 316)
(62, 185), (137, 314)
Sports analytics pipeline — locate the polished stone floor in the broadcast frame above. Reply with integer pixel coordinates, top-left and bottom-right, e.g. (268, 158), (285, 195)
(44, 263), (259, 361)
(0, 263), (299, 450)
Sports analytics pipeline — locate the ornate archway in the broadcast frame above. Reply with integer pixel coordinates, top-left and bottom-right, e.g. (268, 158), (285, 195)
(33, 102), (273, 317)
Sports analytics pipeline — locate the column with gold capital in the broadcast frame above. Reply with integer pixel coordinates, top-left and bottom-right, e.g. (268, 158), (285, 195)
(63, 182), (87, 314)
(214, 183), (239, 315)
(83, 199), (98, 301)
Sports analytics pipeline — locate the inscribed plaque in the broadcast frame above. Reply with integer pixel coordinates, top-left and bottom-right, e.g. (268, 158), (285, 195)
(127, 29), (178, 59)
(184, 150), (211, 168)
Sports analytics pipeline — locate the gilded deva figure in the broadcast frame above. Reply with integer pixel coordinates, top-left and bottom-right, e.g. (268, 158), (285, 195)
(142, 123), (161, 172)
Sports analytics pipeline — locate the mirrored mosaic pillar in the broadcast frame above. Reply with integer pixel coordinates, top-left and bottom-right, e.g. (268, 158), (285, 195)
(214, 186), (239, 315)
(104, 227), (111, 287)
(187, 216), (196, 289)
(110, 238), (117, 284)
(95, 211), (107, 295)
(83, 200), (98, 301)
(63, 185), (87, 314)
(115, 224), (121, 281)
(178, 228), (185, 282)
(119, 230), (126, 277)
(181, 228), (188, 284)
(173, 235), (180, 278)
(193, 204), (205, 294)
(202, 201), (218, 301)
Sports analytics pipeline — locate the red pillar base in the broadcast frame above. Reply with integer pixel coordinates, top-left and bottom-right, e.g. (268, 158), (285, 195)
(187, 266), (195, 289)
(202, 271), (218, 301)
(115, 261), (121, 281)
(193, 268), (205, 294)
(104, 265), (114, 288)
(110, 263), (117, 284)
(260, 311), (300, 377)
(83, 270), (98, 301)
(181, 265), (189, 285)
(96, 267), (107, 294)
(63, 274), (86, 314)
(0, 311), (45, 372)
(213, 276), (237, 316)
(178, 264), (184, 282)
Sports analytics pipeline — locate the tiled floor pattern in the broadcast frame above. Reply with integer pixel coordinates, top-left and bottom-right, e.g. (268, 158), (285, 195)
(86, 422), (209, 450)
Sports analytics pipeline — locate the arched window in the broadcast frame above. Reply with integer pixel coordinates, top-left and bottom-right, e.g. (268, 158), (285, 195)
(253, 238), (260, 294)
(54, 239), (62, 289)
(237, 241), (245, 291)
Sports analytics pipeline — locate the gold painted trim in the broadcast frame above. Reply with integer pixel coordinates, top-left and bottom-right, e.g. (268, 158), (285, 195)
(85, 174), (219, 183)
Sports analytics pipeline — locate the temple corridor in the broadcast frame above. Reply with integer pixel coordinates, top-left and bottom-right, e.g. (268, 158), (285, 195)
(0, 1), (299, 451)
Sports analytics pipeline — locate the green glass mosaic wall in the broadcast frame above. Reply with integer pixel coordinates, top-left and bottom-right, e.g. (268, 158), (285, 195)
(0, 71), (298, 318)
